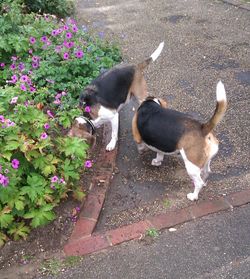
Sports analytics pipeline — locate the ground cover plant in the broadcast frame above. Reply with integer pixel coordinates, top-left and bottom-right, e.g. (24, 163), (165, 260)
(0, 0), (121, 246)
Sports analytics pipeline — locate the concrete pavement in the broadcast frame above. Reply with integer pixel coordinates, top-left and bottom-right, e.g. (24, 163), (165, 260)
(39, 203), (250, 279)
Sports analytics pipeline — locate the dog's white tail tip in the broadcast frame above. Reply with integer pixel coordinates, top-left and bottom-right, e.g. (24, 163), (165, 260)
(150, 41), (164, 62)
(216, 81), (226, 102)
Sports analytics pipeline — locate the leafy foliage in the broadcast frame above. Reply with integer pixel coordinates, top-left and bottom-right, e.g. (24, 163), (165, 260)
(0, 0), (121, 245)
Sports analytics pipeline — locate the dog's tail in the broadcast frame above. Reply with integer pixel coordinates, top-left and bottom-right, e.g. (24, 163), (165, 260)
(138, 42), (164, 70)
(202, 81), (227, 136)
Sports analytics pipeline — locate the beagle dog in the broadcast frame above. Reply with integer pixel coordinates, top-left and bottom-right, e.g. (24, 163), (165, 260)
(77, 42), (164, 151)
(132, 81), (227, 201)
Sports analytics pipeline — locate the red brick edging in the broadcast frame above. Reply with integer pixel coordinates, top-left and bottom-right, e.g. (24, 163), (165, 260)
(64, 127), (250, 256)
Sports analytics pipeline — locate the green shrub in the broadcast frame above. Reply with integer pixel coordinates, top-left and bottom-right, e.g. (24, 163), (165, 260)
(0, 3), (121, 245)
(24, 0), (75, 18)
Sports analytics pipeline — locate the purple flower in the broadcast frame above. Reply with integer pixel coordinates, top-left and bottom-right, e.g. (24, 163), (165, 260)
(72, 25), (78, 32)
(41, 36), (47, 42)
(51, 176), (58, 183)
(51, 29), (58, 36)
(0, 115), (4, 123)
(11, 159), (20, 169)
(44, 123), (50, 129)
(68, 41), (74, 48)
(57, 28), (63, 34)
(32, 62), (39, 69)
(10, 97), (18, 104)
(0, 174), (9, 187)
(30, 86), (36, 92)
(47, 110), (54, 118)
(53, 99), (61, 105)
(40, 132), (48, 140)
(50, 184), (56, 190)
(20, 75), (29, 83)
(29, 37), (36, 44)
(63, 52), (69, 60)
(0, 63), (5, 67)
(75, 50), (84, 59)
(63, 25), (69, 30)
(66, 32), (72, 39)
(20, 84), (27, 91)
(6, 120), (15, 127)
(18, 63), (25, 71)
(84, 160), (92, 168)
(32, 56), (40, 62)
(10, 64), (16, 70)
(85, 106), (91, 113)
(55, 45), (62, 53)
(11, 75), (18, 83)
(59, 178), (66, 184)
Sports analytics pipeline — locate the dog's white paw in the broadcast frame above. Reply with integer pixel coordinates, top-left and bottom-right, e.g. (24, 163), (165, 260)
(151, 159), (162, 166)
(106, 139), (117, 151)
(187, 192), (198, 201)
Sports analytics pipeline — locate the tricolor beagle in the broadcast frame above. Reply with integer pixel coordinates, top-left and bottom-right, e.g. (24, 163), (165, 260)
(76, 42), (164, 151)
(132, 81), (227, 201)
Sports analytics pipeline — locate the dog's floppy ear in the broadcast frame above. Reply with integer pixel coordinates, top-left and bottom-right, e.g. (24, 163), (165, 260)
(79, 88), (97, 108)
(158, 98), (168, 108)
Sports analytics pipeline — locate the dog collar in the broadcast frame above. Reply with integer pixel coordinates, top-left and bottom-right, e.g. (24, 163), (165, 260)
(82, 116), (96, 135)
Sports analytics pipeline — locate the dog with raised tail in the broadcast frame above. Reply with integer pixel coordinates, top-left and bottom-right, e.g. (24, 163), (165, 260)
(75, 42), (164, 151)
(132, 81), (227, 201)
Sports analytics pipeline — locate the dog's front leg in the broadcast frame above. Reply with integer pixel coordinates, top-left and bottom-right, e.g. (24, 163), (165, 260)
(151, 152), (164, 166)
(106, 112), (119, 151)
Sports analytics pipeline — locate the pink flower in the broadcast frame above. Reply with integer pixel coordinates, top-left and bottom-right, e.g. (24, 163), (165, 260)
(32, 56), (40, 62)
(20, 84), (27, 91)
(11, 159), (20, 169)
(44, 123), (50, 129)
(0, 63), (5, 67)
(0, 115), (5, 123)
(29, 37), (36, 44)
(66, 32), (72, 39)
(0, 174), (9, 187)
(11, 75), (18, 83)
(61, 91), (67, 96)
(20, 75), (29, 83)
(41, 36), (47, 42)
(10, 64), (16, 70)
(59, 178), (66, 184)
(63, 52), (69, 60)
(11, 56), (17, 61)
(75, 50), (84, 59)
(10, 97), (18, 104)
(85, 106), (91, 113)
(51, 29), (58, 36)
(84, 160), (92, 168)
(63, 25), (69, 30)
(51, 176), (58, 183)
(40, 132), (48, 140)
(72, 25), (78, 32)
(28, 49), (33, 54)
(47, 110), (54, 118)
(30, 86), (36, 92)
(53, 99), (61, 105)
(32, 62), (39, 69)
(18, 63), (25, 71)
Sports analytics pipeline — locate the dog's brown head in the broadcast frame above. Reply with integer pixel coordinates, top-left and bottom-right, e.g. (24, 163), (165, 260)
(67, 117), (96, 148)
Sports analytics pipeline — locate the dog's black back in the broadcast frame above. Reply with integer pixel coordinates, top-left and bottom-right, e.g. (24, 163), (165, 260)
(137, 100), (202, 153)
(80, 65), (136, 109)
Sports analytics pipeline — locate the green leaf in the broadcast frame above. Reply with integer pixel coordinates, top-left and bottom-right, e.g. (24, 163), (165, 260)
(0, 213), (14, 229)
(8, 222), (30, 241)
(24, 204), (56, 228)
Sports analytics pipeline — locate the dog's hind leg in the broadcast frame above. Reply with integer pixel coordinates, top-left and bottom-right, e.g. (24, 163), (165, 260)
(201, 160), (211, 185)
(151, 153), (164, 166)
(106, 112), (119, 151)
(180, 149), (205, 201)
